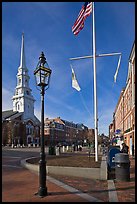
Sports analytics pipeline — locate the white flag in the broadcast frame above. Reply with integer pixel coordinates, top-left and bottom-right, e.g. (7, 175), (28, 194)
(71, 66), (81, 91)
(114, 55), (122, 83)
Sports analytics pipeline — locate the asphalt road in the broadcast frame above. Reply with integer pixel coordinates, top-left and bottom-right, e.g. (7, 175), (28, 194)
(2, 147), (42, 202)
(2, 146), (44, 158)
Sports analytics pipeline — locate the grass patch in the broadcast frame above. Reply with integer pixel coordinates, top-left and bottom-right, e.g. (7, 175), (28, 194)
(28, 154), (101, 168)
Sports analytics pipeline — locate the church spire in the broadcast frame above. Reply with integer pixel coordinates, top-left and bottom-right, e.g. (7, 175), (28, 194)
(19, 33), (27, 69)
(12, 33), (35, 118)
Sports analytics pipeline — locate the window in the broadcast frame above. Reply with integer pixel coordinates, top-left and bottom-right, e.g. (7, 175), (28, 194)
(26, 90), (29, 95)
(27, 123), (34, 135)
(26, 125), (29, 135)
(16, 102), (20, 111)
(128, 117), (131, 129)
(18, 78), (21, 85)
(125, 120), (127, 130)
(31, 126), (34, 134)
(36, 126), (39, 136)
(128, 98), (131, 111)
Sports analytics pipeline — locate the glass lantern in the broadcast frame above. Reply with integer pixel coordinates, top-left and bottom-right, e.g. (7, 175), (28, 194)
(34, 52), (52, 89)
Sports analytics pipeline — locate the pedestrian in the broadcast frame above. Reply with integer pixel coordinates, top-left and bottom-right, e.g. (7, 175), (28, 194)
(121, 143), (129, 154)
(120, 140), (124, 151)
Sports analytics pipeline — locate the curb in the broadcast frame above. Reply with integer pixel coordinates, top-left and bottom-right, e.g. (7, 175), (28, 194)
(21, 157), (104, 202)
(21, 156), (119, 202)
(21, 156), (107, 180)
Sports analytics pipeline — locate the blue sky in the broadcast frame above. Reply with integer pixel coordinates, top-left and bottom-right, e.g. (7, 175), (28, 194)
(2, 2), (135, 135)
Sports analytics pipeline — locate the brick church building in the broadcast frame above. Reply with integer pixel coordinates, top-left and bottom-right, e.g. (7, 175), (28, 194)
(2, 34), (40, 147)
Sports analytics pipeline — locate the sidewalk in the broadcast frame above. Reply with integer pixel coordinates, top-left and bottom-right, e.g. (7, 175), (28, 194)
(47, 156), (135, 202)
(2, 155), (135, 202)
(114, 156), (135, 202)
(2, 166), (101, 202)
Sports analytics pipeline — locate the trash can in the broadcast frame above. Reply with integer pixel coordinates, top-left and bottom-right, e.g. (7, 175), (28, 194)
(107, 146), (121, 179)
(107, 147), (121, 171)
(115, 153), (130, 181)
(49, 146), (56, 155)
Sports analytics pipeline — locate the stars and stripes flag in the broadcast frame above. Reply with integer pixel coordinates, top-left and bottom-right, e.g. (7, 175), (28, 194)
(72, 2), (92, 35)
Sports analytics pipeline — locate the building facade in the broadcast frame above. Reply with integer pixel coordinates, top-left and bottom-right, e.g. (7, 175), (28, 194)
(2, 34), (40, 147)
(110, 42), (135, 155)
(109, 123), (114, 141)
(44, 117), (89, 146)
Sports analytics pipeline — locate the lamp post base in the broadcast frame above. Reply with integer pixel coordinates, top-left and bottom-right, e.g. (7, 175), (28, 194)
(38, 187), (48, 197)
(35, 186), (48, 197)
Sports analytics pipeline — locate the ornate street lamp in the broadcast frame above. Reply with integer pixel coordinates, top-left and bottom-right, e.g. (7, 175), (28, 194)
(34, 51), (52, 197)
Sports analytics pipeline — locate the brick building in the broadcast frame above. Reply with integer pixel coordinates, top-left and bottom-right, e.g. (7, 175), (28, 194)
(110, 42), (135, 155)
(109, 123), (114, 141)
(44, 117), (89, 146)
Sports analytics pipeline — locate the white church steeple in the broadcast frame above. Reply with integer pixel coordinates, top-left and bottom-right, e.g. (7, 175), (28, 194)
(19, 32), (27, 69)
(12, 33), (35, 120)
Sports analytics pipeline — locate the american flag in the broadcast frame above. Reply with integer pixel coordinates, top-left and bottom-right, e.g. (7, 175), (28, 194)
(72, 2), (92, 35)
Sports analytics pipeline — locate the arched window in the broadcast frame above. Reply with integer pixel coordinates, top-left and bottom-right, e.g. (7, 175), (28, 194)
(35, 126), (39, 136)
(18, 78), (21, 85)
(26, 125), (29, 135)
(29, 124), (31, 134)
(31, 126), (34, 134)
(26, 122), (34, 135)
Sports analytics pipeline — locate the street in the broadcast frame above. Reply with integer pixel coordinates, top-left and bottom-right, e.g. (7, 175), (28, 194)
(2, 147), (37, 202)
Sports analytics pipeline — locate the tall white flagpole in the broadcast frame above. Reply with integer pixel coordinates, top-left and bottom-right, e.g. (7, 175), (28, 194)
(70, 2), (121, 162)
(92, 2), (98, 162)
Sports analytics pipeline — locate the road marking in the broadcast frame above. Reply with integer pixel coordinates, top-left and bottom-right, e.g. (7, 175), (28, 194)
(3, 156), (21, 159)
(108, 180), (118, 202)
(47, 176), (103, 202)
(2, 165), (22, 169)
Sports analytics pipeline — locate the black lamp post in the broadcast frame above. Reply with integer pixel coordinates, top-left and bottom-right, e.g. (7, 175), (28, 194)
(34, 51), (52, 197)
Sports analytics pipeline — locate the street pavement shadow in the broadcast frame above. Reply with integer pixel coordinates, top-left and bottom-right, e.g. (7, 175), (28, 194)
(47, 190), (83, 196)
